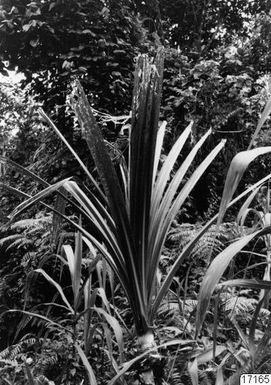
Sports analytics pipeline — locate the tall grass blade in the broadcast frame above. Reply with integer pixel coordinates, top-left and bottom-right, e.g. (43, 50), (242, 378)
(74, 225), (83, 309)
(82, 236), (97, 257)
(83, 275), (92, 354)
(93, 306), (124, 360)
(0, 156), (49, 187)
(219, 278), (271, 290)
(237, 186), (262, 227)
(9, 178), (71, 219)
(62, 244), (76, 281)
(35, 268), (74, 313)
(62, 230), (82, 311)
(102, 323), (114, 364)
(218, 147), (271, 226)
(76, 344), (98, 385)
(5, 309), (71, 333)
(0, 183), (30, 199)
(248, 95), (271, 150)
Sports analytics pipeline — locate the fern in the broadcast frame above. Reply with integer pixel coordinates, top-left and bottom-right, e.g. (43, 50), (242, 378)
(0, 358), (17, 367)
(166, 354), (191, 385)
(36, 350), (59, 378)
(221, 288), (270, 322)
(169, 367), (188, 385)
(0, 215), (52, 252)
(222, 290), (258, 316)
(168, 222), (237, 262)
(0, 337), (37, 361)
(0, 234), (22, 248)
(10, 216), (52, 230)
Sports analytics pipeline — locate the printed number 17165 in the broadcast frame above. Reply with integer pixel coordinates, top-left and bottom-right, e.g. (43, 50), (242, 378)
(240, 374), (271, 384)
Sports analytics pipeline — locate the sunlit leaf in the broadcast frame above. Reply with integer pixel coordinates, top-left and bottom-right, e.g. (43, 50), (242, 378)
(218, 147), (271, 226)
(35, 268), (74, 313)
(248, 95), (271, 150)
(76, 344), (98, 385)
(93, 306), (124, 360)
(188, 358), (198, 385)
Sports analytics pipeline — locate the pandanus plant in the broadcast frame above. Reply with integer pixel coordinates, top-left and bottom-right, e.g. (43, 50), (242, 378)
(3, 52), (271, 383)
(1, 51), (226, 382)
(42, 57), (224, 344)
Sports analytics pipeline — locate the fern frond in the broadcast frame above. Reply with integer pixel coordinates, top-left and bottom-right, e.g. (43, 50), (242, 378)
(37, 353), (58, 376)
(170, 367), (187, 385)
(221, 289), (258, 317)
(10, 216), (52, 230)
(0, 338), (38, 361)
(169, 222), (237, 262)
(0, 358), (17, 367)
(6, 237), (32, 250)
(0, 234), (22, 247)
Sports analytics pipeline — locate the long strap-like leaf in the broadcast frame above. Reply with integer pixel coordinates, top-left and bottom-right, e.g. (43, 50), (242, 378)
(129, 52), (164, 305)
(248, 95), (271, 150)
(148, 139), (226, 300)
(151, 121), (193, 218)
(217, 147), (271, 226)
(152, 121), (167, 187)
(149, 127), (212, 245)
